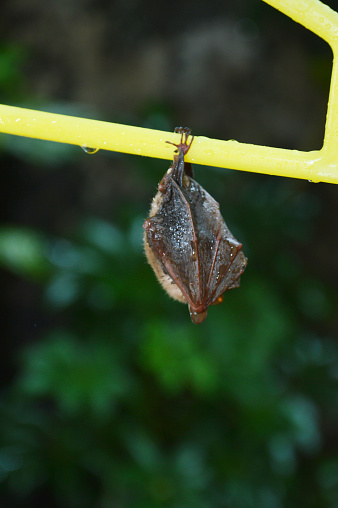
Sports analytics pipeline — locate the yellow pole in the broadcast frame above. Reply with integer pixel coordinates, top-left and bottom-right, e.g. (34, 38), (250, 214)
(0, 0), (337, 184)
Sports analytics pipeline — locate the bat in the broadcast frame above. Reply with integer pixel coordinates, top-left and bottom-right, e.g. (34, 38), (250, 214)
(143, 127), (247, 324)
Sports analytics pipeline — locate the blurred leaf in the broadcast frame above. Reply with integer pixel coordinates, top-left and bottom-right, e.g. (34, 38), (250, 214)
(18, 331), (132, 417)
(0, 226), (49, 278)
(47, 238), (105, 274)
(281, 395), (320, 453)
(80, 217), (125, 255)
(0, 43), (27, 100)
(203, 276), (296, 405)
(140, 321), (219, 395)
(45, 273), (82, 308)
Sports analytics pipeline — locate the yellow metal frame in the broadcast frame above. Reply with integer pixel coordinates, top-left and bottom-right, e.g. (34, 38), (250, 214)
(0, 0), (337, 183)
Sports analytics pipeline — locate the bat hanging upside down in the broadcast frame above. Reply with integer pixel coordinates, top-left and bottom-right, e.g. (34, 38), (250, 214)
(143, 127), (247, 324)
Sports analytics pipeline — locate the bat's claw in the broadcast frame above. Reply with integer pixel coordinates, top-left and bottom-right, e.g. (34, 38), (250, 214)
(174, 126), (191, 136)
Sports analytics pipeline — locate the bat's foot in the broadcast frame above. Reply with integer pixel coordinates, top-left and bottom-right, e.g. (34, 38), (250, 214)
(166, 126), (194, 155)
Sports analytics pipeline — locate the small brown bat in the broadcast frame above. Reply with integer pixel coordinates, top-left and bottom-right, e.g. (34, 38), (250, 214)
(143, 127), (247, 324)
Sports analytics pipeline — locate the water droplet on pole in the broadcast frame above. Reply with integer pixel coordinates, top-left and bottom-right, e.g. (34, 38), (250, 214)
(81, 145), (99, 154)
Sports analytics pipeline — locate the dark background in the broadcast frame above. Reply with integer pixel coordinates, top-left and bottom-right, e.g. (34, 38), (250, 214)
(0, 0), (337, 507)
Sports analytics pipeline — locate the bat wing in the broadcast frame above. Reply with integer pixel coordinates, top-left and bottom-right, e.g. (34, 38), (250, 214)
(144, 178), (201, 307)
(144, 175), (247, 314)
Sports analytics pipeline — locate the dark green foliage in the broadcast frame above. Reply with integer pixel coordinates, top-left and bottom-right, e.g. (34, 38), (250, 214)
(0, 171), (337, 508)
